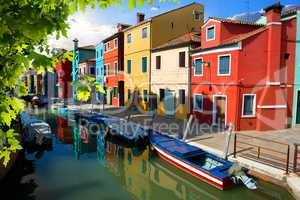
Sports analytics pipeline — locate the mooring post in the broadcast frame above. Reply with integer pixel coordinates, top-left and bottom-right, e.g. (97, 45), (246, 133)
(182, 115), (193, 141)
(224, 123), (234, 160)
(293, 143), (298, 173)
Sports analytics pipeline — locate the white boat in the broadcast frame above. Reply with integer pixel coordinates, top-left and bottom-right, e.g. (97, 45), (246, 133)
(20, 112), (52, 145)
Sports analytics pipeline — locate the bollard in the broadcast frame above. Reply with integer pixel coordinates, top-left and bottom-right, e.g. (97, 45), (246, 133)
(224, 123), (234, 160)
(182, 115), (193, 141)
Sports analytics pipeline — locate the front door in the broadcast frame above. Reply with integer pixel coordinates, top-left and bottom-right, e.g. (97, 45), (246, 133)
(164, 90), (176, 117)
(118, 81), (124, 106)
(214, 96), (226, 127)
(297, 91), (300, 124)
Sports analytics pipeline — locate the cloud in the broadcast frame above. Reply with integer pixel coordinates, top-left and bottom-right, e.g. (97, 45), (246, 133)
(48, 12), (117, 50)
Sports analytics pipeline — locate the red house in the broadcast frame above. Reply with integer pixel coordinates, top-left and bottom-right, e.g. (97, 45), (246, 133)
(103, 24), (130, 106)
(191, 3), (297, 131)
(56, 60), (72, 99)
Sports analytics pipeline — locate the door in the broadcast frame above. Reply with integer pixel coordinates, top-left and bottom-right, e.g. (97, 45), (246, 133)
(164, 90), (176, 117)
(297, 91), (300, 124)
(106, 90), (112, 105)
(214, 96), (226, 127)
(118, 81), (124, 106)
(150, 95), (157, 112)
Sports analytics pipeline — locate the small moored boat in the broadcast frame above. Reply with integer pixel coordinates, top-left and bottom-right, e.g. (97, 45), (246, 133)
(148, 129), (234, 190)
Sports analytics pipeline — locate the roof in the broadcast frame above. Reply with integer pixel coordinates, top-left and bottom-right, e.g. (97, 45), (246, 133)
(152, 32), (201, 51)
(281, 7), (300, 17)
(208, 17), (265, 26)
(123, 2), (203, 32)
(79, 45), (95, 51)
(102, 32), (119, 43)
(221, 27), (267, 45)
(192, 27), (267, 52)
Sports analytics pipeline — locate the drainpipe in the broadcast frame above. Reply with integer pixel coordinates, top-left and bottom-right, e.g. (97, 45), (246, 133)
(188, 46), (192, 117)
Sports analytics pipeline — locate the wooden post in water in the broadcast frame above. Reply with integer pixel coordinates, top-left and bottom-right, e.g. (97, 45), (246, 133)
(293, 143), (298, 173)
(224, 123), (234, 160)
(182, 115), (193, 141)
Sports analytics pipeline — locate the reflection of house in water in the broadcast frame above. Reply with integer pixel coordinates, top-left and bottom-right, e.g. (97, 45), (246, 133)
(104, 141), (125, 183)
(73, 125), (98, 159)
(123, 147), (151, 200)
(57, 117), (73, 144)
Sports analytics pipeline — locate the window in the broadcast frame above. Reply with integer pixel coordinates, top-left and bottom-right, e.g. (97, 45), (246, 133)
(143, 90), (148, 102)
(128, 89), (131, 100)
(113, 87), (118, 97)
(206, 26), (215, 41)
(242, 94), (256, 117)
(218, 55), (230, 75)
(127, 33), (132, 43)
(159, 89), (165, 102)
(104, 64), (109, 76)
(194, 58), (203, 76)
(127, 60), (131, 74)
(156, 56), (161, 69)
(96, 51), (98, 59)
(142, 57), (147, 73)
(179, 89), (185, 104)
(104, 43), (107, 52)
(100, 49), (103, 57)
(90, 67), (95, 75)
(179, 52), (185, 67)
(193, 94), (203, 112)
(114, 62), (118, 75)
(114, 38), (118, 48)
(194, 10), (201, 21)
(142, 27), (148, 38)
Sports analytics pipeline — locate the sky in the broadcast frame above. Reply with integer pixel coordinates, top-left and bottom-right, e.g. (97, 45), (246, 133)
(48, 0), (300, 50)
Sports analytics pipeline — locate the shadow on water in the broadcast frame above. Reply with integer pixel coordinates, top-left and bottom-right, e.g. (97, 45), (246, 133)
(0, 152), (37, 200)
(1, 107), (294, 200)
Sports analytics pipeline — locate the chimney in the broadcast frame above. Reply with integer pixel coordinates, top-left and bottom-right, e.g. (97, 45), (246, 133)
(136, 13), (145, 23)
(73, 38), (79, 51)
(263, 2), (283, 83)
(117, 23), (131, 32)
(264, 2), (283, 24)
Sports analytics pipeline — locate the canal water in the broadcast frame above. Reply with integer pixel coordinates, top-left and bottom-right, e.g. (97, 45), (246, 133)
(0, 107), (294, 200)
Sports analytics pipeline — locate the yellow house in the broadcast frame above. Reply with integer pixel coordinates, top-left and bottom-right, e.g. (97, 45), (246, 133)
(123, 2), (204, 110)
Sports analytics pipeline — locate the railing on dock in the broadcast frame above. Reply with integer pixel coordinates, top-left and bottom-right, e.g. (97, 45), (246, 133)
(293, 143), (300, 174)
(233, 133), (291, 174)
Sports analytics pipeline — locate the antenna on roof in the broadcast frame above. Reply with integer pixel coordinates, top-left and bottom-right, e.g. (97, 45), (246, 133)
(245, 0), (250, 21)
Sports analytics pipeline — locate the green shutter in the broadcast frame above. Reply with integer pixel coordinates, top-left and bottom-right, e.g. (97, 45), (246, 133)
(195, 59), (203, 75)
(142, 57), (147, 73)
(127, 60), (131, 74)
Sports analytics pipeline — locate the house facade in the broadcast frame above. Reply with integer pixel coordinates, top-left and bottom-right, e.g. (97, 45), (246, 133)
(95, 43), (104, 102)
(56, 60), (72, 100)
(151, 33), (201, 119)
(72, 39), (95, 100)
(103, 24), (129, 106)
(191, 3), (298, 131)
(291, 10), (300, 127)
(123, 2), (204, 110)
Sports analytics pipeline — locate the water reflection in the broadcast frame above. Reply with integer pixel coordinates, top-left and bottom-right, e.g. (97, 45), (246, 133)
(2, 108), (293, 200)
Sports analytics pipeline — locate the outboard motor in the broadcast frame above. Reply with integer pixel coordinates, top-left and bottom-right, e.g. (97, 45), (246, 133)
(229, 162), (257, 190)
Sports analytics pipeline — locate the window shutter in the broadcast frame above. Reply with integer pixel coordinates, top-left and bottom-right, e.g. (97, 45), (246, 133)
(179, 52), (185, 67)
(159, 89), (165, 101)
(156, 56), (161, 69)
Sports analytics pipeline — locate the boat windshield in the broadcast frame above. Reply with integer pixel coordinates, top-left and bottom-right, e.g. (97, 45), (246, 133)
(186, 156), (223, 170)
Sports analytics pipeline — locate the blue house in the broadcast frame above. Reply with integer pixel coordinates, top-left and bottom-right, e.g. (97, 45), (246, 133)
(96, 42), (104, 103)
(72, 39), (95, 100)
